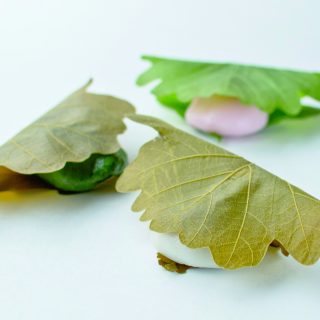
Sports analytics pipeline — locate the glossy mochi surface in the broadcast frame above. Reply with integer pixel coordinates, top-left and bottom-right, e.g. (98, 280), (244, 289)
(185, 96), (269, 137)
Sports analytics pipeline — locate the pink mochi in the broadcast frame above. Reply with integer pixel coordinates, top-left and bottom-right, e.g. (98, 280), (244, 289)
(185, 96), (269, 137)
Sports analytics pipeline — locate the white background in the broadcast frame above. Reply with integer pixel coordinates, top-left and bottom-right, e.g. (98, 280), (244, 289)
(0, 0), (320, 319)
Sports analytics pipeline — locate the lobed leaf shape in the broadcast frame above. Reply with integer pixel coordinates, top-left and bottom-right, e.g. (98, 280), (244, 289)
(137, 56), (320, 119)
(116, 115), (320, 269)
(0, 80), (135, 190)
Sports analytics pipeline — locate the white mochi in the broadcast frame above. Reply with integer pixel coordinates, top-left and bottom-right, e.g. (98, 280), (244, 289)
(151, 232), (220, 268)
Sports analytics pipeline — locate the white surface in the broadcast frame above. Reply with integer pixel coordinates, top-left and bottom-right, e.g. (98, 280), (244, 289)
(0, 0), (320, 319)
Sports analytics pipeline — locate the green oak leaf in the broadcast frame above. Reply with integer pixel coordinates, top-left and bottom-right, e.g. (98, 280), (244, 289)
(137, 56), (320, 120)
(116, 115), (320, 269)
(0, 80), (135, 191)
(268, 105), (320, 125)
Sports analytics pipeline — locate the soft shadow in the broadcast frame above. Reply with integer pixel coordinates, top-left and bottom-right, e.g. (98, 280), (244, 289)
(186, 247), (320, 297)
(0, 178), (121, 218)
